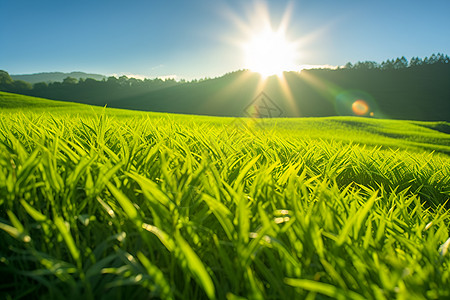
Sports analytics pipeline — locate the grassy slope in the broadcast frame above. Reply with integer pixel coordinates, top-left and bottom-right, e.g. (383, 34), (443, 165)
(2, 91), (449, 154)
(0, 91), (80, 108)
(0, 91), (449, 299)
(0, 91), (141, 116)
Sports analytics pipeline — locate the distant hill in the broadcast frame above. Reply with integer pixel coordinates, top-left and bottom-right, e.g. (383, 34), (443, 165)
(10, 71), (106, 83)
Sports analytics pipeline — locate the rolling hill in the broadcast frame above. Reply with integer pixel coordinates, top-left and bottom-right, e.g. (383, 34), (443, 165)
(1, 91), (449, 154)
(3, 63), (450, 121)
(104, 65), (450, 121)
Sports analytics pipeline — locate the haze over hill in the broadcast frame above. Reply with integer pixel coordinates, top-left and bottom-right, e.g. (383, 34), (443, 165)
(10, 71), (106, 84)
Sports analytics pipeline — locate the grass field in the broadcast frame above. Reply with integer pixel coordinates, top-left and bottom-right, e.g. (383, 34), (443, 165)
(0, 91), (449, 299)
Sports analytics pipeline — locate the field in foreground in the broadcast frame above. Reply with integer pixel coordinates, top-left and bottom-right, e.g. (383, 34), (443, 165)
(0, 92), (449, 299)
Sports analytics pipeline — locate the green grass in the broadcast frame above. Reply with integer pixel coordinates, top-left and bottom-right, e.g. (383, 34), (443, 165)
(0, 91), (82, 109)
(0, 91), (449, 299)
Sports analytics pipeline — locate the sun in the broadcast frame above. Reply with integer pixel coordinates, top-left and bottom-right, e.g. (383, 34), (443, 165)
(244, 27), (298, 77)
(222, 2), (303, 78)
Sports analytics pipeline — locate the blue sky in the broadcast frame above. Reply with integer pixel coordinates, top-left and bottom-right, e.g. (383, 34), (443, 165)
(1, 0), (449, 80)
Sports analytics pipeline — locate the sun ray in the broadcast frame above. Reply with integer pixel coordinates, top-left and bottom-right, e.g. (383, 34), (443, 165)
(277, 73), (301, 116)
(278, 2), (294, 34)
(218, 1), (333, 117)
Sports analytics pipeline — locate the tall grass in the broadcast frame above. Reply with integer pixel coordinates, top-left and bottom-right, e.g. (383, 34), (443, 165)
(0, 110), (449, 299)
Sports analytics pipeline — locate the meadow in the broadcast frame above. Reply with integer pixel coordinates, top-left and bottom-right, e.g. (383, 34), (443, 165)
(0, 91), (449, 299)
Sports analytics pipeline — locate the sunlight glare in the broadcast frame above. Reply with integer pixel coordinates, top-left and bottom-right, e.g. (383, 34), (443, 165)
(244, 27), (298, 77)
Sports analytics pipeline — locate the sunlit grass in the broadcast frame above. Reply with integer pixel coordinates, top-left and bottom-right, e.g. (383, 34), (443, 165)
(0, 94), (449, 299)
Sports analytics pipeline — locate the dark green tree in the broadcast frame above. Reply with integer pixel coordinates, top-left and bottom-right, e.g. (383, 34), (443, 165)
(393, 56), (408, 69)
(0, 70), (13, 85)
(381, 59), (394, 70)
(33, 82), (48, 91)
(63, 77), (78, 85)
(409, 57), (422, 67)
(13, 80), (32, 91)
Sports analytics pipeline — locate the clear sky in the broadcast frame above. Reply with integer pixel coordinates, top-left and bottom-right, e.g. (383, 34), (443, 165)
(1, 0), (449, 80)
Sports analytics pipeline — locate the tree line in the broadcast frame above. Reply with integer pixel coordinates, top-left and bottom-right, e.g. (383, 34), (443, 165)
(0, 70), (220, 105)
(0, 71), (180, 95)
(342, 53), (450, 70)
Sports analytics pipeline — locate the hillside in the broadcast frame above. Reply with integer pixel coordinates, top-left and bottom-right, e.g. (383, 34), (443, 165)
(1, 91), (449, 154)
(0, 90), (84, 109)
(2, 63), (450, 121)
(0, 91), (151, 118)
(106, 65), (450, 121)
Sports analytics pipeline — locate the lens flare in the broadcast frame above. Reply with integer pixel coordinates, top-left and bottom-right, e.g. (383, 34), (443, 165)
(335, 90), (379, 117)
(352, 99), (369, 116)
